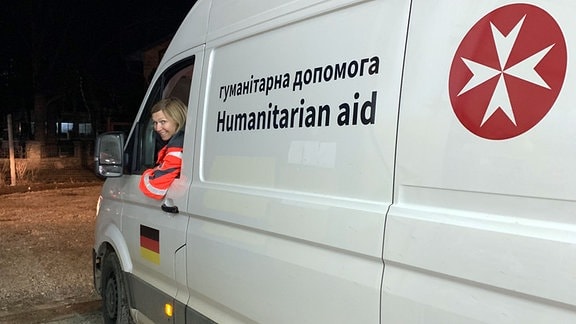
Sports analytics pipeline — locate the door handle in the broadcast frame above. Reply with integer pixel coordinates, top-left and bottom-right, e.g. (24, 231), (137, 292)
(161, 203), (179, 214)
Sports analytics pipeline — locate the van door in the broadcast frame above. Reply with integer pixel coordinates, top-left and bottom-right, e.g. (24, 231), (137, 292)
(120, 46), (204, 322)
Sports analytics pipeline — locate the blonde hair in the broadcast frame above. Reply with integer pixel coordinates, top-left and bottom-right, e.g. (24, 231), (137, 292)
(151, 97), (187, 133)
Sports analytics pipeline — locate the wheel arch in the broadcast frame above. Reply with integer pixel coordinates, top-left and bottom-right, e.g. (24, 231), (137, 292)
(94, 223), (134, 295)
(97, 223), (134, 273)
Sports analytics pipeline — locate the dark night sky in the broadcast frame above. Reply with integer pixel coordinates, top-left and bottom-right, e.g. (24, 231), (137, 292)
(0, 1), (195, 126)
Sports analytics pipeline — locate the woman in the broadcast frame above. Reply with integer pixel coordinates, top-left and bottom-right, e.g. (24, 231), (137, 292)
(139, 97), (187, 199)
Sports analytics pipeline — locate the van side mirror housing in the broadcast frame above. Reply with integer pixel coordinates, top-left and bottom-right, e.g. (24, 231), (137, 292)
(95, 132), (125, 177)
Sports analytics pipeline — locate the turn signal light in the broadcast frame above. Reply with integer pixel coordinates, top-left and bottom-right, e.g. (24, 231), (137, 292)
(165, 303), (174, 317)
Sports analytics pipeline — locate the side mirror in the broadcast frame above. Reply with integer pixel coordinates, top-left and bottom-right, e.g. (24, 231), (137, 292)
(94, 132), (125, 177)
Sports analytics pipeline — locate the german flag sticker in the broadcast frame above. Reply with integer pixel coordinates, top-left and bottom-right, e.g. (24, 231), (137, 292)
(140, 225), (160, 264)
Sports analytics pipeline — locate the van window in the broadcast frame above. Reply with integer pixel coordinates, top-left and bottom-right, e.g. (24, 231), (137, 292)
(125, 57), (195, 173)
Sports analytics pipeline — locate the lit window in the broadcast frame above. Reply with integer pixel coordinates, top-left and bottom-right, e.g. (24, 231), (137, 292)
(60, 122), (74, 133)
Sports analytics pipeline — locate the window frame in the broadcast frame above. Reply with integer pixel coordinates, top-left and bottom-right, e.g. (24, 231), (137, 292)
(124, 56), (196, 175)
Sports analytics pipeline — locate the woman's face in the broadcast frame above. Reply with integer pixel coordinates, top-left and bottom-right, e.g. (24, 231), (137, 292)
(152, 110), (178, 141)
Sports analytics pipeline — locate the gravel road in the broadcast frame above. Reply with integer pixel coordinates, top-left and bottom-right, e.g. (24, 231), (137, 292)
(0, 184), (104, 324)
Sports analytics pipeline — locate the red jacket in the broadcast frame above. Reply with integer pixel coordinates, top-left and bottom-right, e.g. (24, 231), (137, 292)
(139, 132), (184, 199)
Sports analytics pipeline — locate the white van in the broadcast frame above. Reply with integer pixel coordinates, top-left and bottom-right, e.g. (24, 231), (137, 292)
(93, 0), (576, 323)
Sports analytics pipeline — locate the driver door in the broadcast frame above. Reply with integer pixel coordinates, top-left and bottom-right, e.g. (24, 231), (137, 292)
(120, 47), (203, 322)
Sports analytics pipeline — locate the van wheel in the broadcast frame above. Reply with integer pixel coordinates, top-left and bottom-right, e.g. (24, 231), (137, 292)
(101, 251), (131, 324)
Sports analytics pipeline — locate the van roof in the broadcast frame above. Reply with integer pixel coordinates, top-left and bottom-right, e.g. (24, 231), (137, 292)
(159, 0), (333, 68)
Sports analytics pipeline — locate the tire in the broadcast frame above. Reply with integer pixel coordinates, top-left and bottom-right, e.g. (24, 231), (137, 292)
(101, 251), (131, 324)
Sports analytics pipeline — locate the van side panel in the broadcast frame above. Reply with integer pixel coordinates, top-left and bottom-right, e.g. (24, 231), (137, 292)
(386, 1), (576, 322)
(185, 0), (410, 323)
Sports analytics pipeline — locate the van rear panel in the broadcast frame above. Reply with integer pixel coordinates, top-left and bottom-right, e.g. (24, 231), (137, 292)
(386, 1), (576, 322)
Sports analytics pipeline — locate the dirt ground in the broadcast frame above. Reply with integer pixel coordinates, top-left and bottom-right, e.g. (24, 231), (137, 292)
(0, 183), (103, 321)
